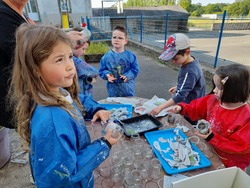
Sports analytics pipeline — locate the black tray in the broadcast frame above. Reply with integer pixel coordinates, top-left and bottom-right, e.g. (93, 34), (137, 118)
(115, 114), (164, 137)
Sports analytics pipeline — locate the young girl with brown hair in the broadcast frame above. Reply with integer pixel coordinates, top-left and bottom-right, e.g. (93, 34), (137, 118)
(9, 24), (118, 188)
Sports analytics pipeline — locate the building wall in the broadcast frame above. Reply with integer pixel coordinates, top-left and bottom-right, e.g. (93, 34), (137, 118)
(212, 22), (250, 30)
(69, 0), (93, 27)
(36, 0), (92, 27)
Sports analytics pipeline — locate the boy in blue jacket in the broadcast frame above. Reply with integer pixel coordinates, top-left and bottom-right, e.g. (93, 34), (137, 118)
(99, 26), (139, 97)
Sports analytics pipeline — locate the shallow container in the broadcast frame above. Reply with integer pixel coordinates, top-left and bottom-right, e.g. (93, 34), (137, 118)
(117, 114), (163, 137)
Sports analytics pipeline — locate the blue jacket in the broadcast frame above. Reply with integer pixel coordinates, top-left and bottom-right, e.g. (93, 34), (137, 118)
(173, 57), (206, 104)
(30, 92), (110, 188)
(99, 49), (139, 97)
(80, 93), (105, 120)
(73, 56), (98, 97)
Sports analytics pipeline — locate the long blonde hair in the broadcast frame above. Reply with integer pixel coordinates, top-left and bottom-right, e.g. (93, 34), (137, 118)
(9, 24), (84, 145)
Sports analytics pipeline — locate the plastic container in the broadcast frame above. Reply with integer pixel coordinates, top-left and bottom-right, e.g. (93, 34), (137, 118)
(144, 129), (211, 174)
(81, 27), (91, 42)
(104, 122), (124, 139)
(118, 114), (163, 137)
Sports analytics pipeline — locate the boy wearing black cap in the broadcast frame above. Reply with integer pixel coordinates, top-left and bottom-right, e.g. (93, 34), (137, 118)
(150, 33), (206, 125)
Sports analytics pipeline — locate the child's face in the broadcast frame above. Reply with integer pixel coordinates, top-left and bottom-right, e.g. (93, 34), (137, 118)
(112, 30), (128, 50)
(170, 50), (190, 66)
(39, 41), (76, 92)
(213, 74), (224, 100)
(73, 42), (89, 58)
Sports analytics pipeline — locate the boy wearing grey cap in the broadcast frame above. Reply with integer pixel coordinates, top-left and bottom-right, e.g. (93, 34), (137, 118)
(150, 33), (206, 125)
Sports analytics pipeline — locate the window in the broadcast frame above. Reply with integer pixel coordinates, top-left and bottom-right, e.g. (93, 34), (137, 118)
(59, 0), (72, 13)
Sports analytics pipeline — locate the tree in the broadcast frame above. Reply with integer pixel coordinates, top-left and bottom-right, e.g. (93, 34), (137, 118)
(204, 4), (222, 14)
(125, 0), (175, 7)
(124, 0), (250, 17)
(227, 2), (241, 16)
(178, 0), (191, 12)
(190, 3), (204, 16)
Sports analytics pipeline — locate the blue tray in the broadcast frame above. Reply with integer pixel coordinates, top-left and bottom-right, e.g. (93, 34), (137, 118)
(144, 128), (211, 174)
(100, 104), (133, 119)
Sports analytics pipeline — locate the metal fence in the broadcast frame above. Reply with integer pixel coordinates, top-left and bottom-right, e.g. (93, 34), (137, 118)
(84, 12), (250, 68)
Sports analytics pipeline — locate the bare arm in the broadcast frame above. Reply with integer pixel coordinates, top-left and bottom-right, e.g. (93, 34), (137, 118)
(150, 98), (175, 116)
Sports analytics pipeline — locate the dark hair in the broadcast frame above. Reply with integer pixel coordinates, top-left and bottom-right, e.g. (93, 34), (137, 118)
(72, 27), (83, 32)
(215, 64), (250, 103)
(176, 48), (190, 56)
(113, 26), (127, 38)
(209, 78), (216, 94)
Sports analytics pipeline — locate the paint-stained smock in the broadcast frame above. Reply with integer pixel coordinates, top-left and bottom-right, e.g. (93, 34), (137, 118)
(30, 90), (110, 188)
(73, 56), (99, 97)
(179, 94), (250, 170)
(99, 49), (139, 97)
(79, 93), (106, 120)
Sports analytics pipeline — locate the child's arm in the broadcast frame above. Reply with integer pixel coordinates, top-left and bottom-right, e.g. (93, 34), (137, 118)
(79, 94), (109, 122)
(178, 95), (210, 121)
(150, 98), (175, 116)
(207, 121), (250, 154)
(121, 52), (139, 81)
(99, 53), (112, 80)
(173, 72), (201, 104)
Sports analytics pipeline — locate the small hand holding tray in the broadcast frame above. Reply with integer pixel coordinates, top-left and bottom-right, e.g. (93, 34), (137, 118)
(116, 114), (163, 137)
(144, 128), (211, 174)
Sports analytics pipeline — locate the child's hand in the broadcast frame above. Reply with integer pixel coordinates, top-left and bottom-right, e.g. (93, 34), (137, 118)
(168, 86), (177, 95)
(107, 74), (116, 83)
(91, 110), (110, 124)
(150, 106), (162, 116)
(195, 128), (213, 139)
(66, 30), (83, 49)
(104, 129), (119, 145)
(168, 105), (182, 114)
(120, 75), (127, 82)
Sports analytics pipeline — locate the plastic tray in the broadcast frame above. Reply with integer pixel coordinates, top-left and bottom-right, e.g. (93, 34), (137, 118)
(100, 104), (133, 119)
(117, 114), (164, 137)
(144, 128), (211, 174)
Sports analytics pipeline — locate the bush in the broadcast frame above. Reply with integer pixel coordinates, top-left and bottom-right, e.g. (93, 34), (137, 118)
(85, 41), (109, 55)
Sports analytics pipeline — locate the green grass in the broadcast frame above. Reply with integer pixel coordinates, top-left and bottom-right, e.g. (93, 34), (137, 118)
(188, 18), (250, 28)
(85, 41), (109, 55)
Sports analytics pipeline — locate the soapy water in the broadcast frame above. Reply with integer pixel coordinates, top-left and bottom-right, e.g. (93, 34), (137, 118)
(124, 119), (157, 135)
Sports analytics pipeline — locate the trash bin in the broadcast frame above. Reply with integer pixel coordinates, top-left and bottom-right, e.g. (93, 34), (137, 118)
(0, 127), (10, 168)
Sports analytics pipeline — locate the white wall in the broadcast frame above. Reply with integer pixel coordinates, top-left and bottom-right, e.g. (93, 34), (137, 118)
(201, 14), (217, 19)
(36, 0), (93, 27)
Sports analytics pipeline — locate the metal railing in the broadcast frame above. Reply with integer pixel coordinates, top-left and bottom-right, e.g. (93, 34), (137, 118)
(84, 11), (250, 68)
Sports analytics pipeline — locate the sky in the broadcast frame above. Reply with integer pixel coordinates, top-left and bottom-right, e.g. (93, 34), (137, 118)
(91, 0), (125, 8)
(91, 0), (235, 8)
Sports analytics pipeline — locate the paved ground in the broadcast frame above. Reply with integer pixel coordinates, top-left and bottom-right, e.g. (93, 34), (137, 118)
(92, 47), (181, 101)
(0, 46), (248, 188)
(134, 30), (250, 68)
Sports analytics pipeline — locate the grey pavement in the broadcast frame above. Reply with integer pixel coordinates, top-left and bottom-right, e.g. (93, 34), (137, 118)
(91, 46), (211, 102)
(92, 46), (183, 101)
